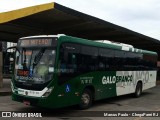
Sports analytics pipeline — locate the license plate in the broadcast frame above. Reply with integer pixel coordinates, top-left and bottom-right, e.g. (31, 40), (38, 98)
(23, 101), (30, 105)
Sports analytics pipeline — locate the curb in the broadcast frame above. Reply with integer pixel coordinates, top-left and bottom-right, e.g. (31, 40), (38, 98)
(157, 81), (160, 85)
(0, 91), (11, 96)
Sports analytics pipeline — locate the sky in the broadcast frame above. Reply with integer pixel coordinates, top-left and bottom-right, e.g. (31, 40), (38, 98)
(0, 0), (160, 40)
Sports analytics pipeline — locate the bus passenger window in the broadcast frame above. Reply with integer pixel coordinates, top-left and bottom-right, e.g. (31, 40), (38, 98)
(58, 43), (80, 84)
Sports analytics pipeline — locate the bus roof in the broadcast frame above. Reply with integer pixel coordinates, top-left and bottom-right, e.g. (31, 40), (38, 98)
(58, 35), (157, 56)
(20, 34), (65, 39)
(19, 34), (157, 56)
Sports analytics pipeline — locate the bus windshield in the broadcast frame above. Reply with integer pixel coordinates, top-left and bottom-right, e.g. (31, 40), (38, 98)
(14, 38), (57, 85)
(14, 48), (56, 84)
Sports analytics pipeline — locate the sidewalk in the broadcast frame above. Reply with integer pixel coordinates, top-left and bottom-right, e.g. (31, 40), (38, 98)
(0, 79), (11, 96)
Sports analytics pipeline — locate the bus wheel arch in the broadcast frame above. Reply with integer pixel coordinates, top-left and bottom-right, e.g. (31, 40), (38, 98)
(78, 86), (95, 109)
(134, 81), (143, 98)
(84, 85), (95, 100)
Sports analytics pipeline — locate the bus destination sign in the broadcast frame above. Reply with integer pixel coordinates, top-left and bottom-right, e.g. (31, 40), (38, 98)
(19, 39), (53, 47)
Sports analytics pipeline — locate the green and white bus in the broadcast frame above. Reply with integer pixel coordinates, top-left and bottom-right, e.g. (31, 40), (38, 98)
(11, 35), (157, 109)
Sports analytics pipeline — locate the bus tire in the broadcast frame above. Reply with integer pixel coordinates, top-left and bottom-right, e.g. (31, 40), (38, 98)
(134, 82), (142, 98)
(79, 89), (92, 109)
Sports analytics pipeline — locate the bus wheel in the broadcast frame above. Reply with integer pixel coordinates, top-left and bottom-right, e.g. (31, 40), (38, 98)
(134, 82), (142, 98)
(79, 89), (92, 109)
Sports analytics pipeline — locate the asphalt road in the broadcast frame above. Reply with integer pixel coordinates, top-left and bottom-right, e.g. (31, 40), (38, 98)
(0, 85), (160, 120)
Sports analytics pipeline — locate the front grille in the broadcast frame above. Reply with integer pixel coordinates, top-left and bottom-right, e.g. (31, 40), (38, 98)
(14, 80), (50, 91)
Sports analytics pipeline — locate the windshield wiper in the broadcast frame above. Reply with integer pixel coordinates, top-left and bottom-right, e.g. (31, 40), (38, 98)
(33, 48), (46, 68)
(22, 48), (28, 70)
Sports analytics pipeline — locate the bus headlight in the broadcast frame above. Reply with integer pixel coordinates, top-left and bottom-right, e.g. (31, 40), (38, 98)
(42, 87), (54, 97)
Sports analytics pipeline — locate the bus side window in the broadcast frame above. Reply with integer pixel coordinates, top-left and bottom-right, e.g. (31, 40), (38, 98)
(114, 50), (125, 71)
(58, 43), (80, 84)
(99, 48), (114, 71)
(80, 46), (98, 72)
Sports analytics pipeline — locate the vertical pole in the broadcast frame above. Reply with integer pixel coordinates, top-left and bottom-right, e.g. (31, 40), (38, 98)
(0, 52), (3, 88)
(0, 43), (3, 87)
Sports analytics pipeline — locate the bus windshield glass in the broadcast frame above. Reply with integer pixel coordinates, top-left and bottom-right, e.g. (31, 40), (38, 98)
(14, 38), (57, 84)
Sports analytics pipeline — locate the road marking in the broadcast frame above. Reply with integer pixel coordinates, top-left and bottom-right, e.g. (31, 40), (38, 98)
(134, 117), (143, 120)
(155, 108), (160, 111)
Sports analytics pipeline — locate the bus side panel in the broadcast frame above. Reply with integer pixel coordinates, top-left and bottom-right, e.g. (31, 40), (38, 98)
(12, 70), (157, 109)
(37, 86), (81, 109)
(38, 71), (118, 108)
(116, 71), (136, 96)
(116, 71), (157, 96)
(142, 71), (157, 90)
